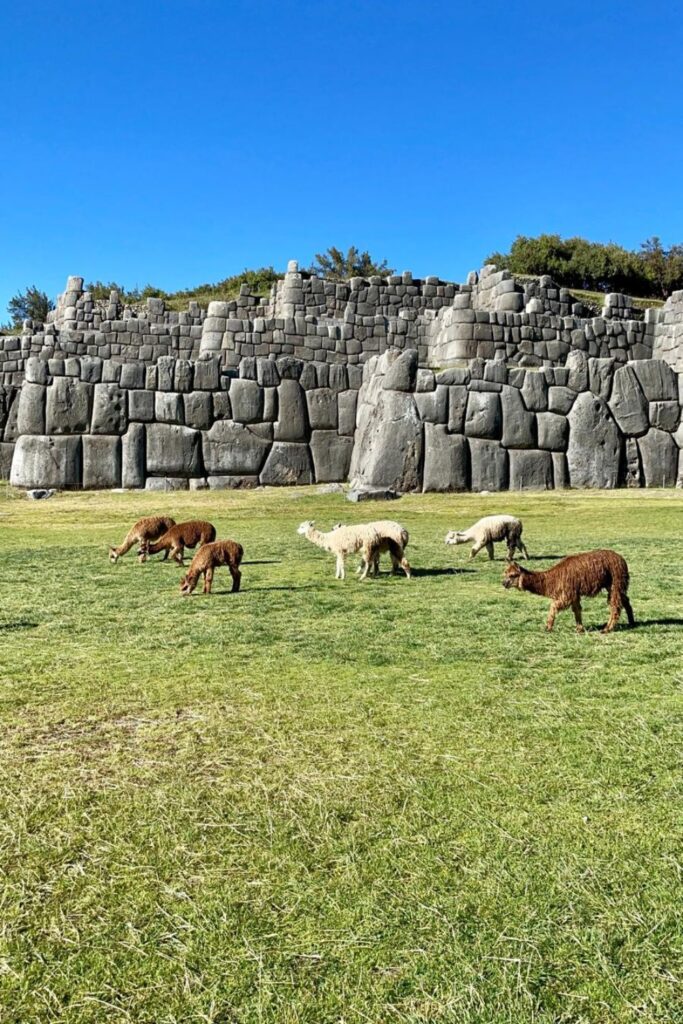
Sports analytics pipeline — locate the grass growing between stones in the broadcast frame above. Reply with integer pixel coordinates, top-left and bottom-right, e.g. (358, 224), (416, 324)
(0, 485), (681, 1024)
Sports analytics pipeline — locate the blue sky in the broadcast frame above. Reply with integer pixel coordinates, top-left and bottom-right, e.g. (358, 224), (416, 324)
(1, 0), (682, 316)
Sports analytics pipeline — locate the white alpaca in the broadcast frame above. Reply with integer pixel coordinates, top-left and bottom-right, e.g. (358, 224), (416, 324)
(297, 521), (411, 580)
(445, 514), (528, 561)
(332, 520), (409, 576)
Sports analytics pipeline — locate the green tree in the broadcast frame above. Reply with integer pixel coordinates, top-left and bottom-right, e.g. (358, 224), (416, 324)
(7, 286), (54, 326)
(310, 246), (394, 280)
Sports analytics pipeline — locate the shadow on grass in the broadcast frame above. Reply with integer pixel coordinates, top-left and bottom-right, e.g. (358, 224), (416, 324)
(242, 559), (280, 566)
(0, 621), (38, 631)
(528, 555), (566, 561)
(412, 567), (477, 577)
(631, 617), (683, 629)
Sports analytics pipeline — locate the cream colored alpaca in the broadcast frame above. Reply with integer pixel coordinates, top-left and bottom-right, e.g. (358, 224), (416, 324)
(297, 521), (391, 580)
(332, 520), (410, 576)
(445, 514), (528, 561)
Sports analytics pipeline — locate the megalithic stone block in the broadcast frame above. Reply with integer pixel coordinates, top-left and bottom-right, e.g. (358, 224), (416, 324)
(122, 424), (146, 488)
(10, 435), (82, 489)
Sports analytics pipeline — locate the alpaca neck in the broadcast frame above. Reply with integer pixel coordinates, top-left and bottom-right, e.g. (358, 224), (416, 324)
(519, 569), (547, 596)
(306, 527), (332, 551)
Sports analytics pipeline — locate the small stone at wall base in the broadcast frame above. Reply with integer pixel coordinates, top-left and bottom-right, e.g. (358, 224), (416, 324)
(346, 487), (401, 502)
(145, 477), (190, 491)
(207, 475), (259, 489)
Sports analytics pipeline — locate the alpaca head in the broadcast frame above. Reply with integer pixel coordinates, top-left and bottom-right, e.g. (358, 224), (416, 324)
(297, 520), (315, 536)
(502, 562), (525, 589)
(109, 547), (119, 564)
(137, 545), (148, 563)
(445, 531), (467, 546)
(179, 573), (194, 596)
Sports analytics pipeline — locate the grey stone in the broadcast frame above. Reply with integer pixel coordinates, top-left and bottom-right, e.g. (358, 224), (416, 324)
(274, 379), (308, 441)
(416, 368), (435, 392)
(0, 442), (14, 480)
(26, 488), (55, 500)
(207, 475), (259, 489)
(552, 452), (569, 489)
(537, 412), (568, 451)
(257, 358), (280, 387)
(129, 389), (155, 422)
(649, 401), (680, 432)
(500, 385), (536, 448)
(415, 384), (448, 423)
(548, 386), (576, 414)
(588, 358), (615, 400)
(508, 449), (554, 490)
(624, 437), (642, 488)
(447, 386), (468, 433)
(609, 365), (649, 436)
(567, 392), (621, 488)
(25, 356), (49, 385)
(203, 420), (271, 476)
(632, 359), (678, 401)
(122, 424), (146, 488)
(346, 487), (401, 502)
(464, 390), (501, 439)
(119, 363), (145, 389)
(145, 424), (202, 478)
(155, 391), (184, 424)
(80, 356), (103, 384)
(157, 356), (175, 391)
(566, 350), (589, 391)
(230, 378), (263, 424)
(468, 438), (508, 491)
(348, 389), (423, 493)
(184, 391), (213, 430)
(10, 435), (82, 489)
(145, 477), (189, 491)
(212, 392), (232, 421)
(307, 388), (339, 430)
(260, 442), (313, 485)
(16, 383), (46, 435)
(193, 357), (220, 390)
(309, 431), (353, 482)
(381, 348), (417, 392)
(46, 378), (93, 434)
(521, 371), (548, 411)
(101, 360), (121, 384)
(436, 368), (470, 386)
(422, 425), (468, 491)
(276, 356), (303, 380)
(637, 429), (678, 487)
(337, 390), (358, 436)
(82, 435), (121, 489)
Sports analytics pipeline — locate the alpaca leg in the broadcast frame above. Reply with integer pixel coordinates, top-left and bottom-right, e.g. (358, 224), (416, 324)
(230, 566), (241, 593)
(173, 544), (185, 566)
(470, 542), (482, 560)
(506, 539), (515, 562)
(603, 589), (622, 633)
(572, 599), (585, 634)
(485, 541), (495, 561)
(546, 602), (559, 632)
(203, 568), (214, 594)
(336, 554), (345, 580)
(519, 540), (529, 559)
(622, 594), (635, 627)
(399, 556), (412, 579)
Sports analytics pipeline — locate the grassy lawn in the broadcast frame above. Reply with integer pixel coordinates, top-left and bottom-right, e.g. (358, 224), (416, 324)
(0, 486), (681, 1024)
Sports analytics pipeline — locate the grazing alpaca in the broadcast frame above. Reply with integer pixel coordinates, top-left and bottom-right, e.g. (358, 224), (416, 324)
(138, 519), (216, 565)
(109, 516), (176, 563)
(502, 549), (635, 634)
(297, 521), (410, 581)
(179, 540), (243, 596)
(446, 514), (528, 561)
(332, 520), (410, 576)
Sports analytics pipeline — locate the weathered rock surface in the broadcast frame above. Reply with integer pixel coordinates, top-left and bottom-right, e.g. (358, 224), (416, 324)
(567, 392), (621, 488)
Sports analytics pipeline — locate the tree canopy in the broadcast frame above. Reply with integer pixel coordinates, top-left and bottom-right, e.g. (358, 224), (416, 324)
(309, 246), (394, 281)
(486, 234), (683, 298)
(7, 286), (54, 327)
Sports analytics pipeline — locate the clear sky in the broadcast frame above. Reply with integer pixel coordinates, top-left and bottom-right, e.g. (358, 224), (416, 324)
(1, 0), (682, 317)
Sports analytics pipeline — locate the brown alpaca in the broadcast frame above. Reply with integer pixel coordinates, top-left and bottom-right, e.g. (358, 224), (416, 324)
(109, 516), (176, 563)
(502, 549), (635, 634)
(179, 540), (244, 596)
(366, 536), (412, 578)
(138, 520), (217, 565)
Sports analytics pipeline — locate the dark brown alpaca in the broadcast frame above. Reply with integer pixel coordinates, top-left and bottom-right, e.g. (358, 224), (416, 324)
(179, 540), (244, 596)
(109, 516), (176, 563)
(138, 520), (217, 565)
(502, 549), (635, 634)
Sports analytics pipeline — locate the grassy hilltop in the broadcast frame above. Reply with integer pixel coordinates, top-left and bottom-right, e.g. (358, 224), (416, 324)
(0, 487), (682, 1023)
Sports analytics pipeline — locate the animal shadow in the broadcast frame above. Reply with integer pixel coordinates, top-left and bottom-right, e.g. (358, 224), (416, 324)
(412, 567), (476, 577)
(631, 617), (683, 629)
(0, 620), (38, 631)
(529, 554), (565, 561)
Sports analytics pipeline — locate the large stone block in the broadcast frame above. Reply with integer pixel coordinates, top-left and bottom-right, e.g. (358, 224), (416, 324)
(0, 442), (14, 479)
(381, 348), (417, 392)
(120, 363), (145, 389)
(567, 392), (621, 488)
(631, 359), (678, 401)
(16, 383), (46, 435)
(184, 391), (213, 430)
(637, 428), (678, 487)
(129, 389), (155, 422)
(588, 358), (615, 401)
(566, 350), (589, 391)
(274, 379), (308, 441)
(306, 388), (338, 430)
(414, 384), (448, 423)
(422, 425), (468, 491)
(229, 378), (263, 424)
(25, 356), (49, 385)
(464, 390), (501, 439)
(155, 391), (184, 424)
(193, 356), (220, 391)
(309, 430), (353, 482)
(203, 420), (271, 475)
(537, 412), (568, 451)
(509, 449), (554, 490)
(548, 386), (576, 414)
(10, 435), (82, 489)
(145, 423), (202, 477)
(521, 371), (548, 411)
(82, 435), (122, 489)
(609, 365), (649, 436)
(122, 424), (146, 488)
(337, 390), (358, 436)
(260, 442), (313, 485)
(91, 383), (127, 435)
(348, 389), (423, 492)
(500, 385), (535, 448)
(468, 438), (508, 491)
(447, 386), (468, 433)
(649, 401), (680, 432)
(46, 378), (93, 434)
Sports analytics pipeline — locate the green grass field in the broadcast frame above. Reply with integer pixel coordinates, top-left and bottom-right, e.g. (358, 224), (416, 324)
(0, 486), (681, 1024)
